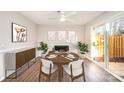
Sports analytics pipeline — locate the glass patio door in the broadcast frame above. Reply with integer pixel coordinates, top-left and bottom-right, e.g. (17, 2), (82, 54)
(108, 19), (124, 78)
(92, 18), (124, 79)
(91, 25), (105, 65)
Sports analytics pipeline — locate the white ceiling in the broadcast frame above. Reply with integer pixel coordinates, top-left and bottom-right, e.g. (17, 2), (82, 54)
(19, 11), (104, 25)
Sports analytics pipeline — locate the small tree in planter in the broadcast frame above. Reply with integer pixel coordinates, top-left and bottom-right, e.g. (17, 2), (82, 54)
(78, 41), (89, 54)
(37, 42), (48, 54)
(120, 30), (124, 35)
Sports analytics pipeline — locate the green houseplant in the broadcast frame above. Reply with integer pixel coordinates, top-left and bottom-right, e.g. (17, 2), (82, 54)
(120, 30), (124, 35)
(78, 41), (88, 54)
(37, 42), (48, 54)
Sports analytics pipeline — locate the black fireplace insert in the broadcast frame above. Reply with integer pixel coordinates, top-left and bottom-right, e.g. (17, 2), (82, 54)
(54, 45), (69, 52)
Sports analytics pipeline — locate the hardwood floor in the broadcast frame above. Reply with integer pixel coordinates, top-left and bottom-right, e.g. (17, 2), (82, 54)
(3, 58), (121, 82)
(84, 59), (120, 82)
(99, 62), (124, 78)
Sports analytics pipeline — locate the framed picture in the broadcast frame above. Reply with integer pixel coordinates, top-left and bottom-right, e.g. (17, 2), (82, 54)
(12, 23), (27, 42)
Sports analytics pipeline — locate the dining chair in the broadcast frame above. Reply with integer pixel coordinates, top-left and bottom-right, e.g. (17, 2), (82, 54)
(39, 58), (58, 81)
(63, 59), (85, 82)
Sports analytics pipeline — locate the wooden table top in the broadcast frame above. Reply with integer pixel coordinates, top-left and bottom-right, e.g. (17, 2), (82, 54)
(45, 52), (80, 65)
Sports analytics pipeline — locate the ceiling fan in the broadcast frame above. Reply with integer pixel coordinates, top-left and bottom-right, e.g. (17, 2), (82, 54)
(48, 11), (76, 23)
(58, 11), (77, 22)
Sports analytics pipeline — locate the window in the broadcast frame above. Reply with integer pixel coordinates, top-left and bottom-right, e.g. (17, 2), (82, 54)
(58, 31), (66, 40)
(48, 31), (56, 40)
(68, 31), (76, 42)
(48, 31), (77, 42)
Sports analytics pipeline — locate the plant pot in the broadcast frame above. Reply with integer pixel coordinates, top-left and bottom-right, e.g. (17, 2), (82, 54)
(41, 53), (46, 58)
(121, 34), (124, 36)
(81, 53), (85, 59)
(80, 52), (85, 54)
(42, 52), (46, 54)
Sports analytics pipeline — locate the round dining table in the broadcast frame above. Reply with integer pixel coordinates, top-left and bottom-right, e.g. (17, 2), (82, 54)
(45, 52), (80, 81)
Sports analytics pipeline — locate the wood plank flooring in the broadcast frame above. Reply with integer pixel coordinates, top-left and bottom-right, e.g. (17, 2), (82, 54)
(3, 58), (121, 82)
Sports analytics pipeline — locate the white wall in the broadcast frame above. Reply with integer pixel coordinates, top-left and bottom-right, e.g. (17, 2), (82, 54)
(1, 11), (120, 80)
(84, 11), (123, 57)
(36, 25), (85, 53)
(0, 12), (37, 50)
(0, 12), (37, 80)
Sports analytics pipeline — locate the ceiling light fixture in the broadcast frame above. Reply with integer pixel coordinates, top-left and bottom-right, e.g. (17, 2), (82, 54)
(60, 17), (65, 22)
(61, 11), (65, 14)
(60, 14), (65, 22)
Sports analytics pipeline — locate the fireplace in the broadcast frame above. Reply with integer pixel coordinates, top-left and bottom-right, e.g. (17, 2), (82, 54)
(54, 45), (69, 52)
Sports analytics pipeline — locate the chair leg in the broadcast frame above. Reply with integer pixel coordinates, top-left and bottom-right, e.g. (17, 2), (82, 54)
(70, 64), (73, 82)
(83, 70), (86, 82)
(83, 67), (86, 82)
(38, 70), (41, 82)
(62, 67), (63, 78)
(39, 61), (42, 82)
(82, 62), (86, 82)
(83, 76), (86, 82)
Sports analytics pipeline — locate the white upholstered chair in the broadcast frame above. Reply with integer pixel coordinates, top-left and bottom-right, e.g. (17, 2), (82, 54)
(63, 59), (85, 82)
(39, 58), (58, 81)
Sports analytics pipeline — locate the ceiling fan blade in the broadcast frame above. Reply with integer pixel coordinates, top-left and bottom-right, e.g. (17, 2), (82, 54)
(64, 11), (77, 18)
(48, 18), (57, 20)
(66, 18), (74, 23)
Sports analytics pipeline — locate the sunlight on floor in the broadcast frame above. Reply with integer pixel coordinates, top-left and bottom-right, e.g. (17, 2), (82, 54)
(99, 62), (124, 78)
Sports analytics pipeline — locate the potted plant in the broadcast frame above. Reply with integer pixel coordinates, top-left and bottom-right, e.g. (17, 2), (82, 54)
(78, 41), (89, 54)
(120, 30), (124, 36)
(37, 42), (48, 54)
(118, 26), (124, 36)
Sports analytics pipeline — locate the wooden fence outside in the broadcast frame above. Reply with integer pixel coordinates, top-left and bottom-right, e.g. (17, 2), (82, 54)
(95, 35), (124, 62)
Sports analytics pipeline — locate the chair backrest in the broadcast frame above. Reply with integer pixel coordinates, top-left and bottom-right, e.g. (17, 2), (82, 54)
(69, 59), (84, 69)
(40, 58), (53, 68)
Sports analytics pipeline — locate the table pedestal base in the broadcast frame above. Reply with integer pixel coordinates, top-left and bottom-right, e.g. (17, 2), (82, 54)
(58, 64), (63, 82)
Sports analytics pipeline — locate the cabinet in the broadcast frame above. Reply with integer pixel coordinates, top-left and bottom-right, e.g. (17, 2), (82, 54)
(5, 48), (36, 78)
